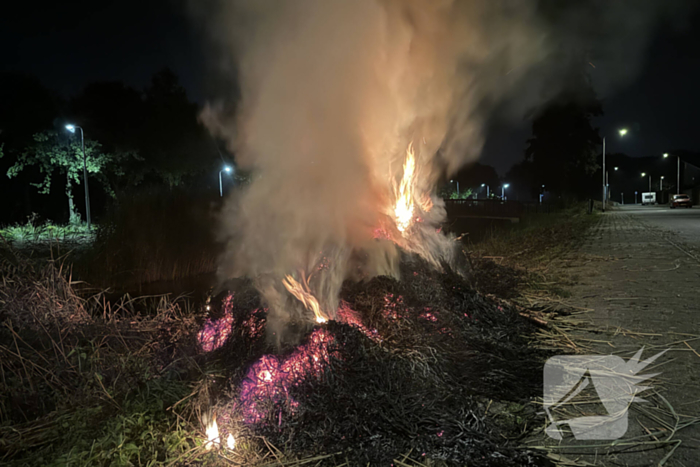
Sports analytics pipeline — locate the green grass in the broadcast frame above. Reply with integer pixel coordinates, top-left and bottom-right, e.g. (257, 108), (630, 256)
(0, 220), (94, 245)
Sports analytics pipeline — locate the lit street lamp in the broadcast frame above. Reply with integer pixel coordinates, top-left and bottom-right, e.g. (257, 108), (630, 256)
(663, 153), (681, 195)
(602, 128), (628, 212)
(450, 179), (460, 197)
(501, 183), (510, 200)
(660, 176), (665, 191)
(65, 124), (90, 229)
(220, 166), (233, 197)
(481, 183), (489, 198)
(641, 172), (651, 193)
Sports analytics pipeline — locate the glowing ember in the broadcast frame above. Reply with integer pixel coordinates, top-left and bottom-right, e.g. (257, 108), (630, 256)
(241, 307), (267, 340)
(205, 417), (220, 450)
(382, 293), (405, 320)
(198, 299), (234, 352)
(283, 273), (328, 323)
(337, 300), (381, 341)
(394, 142), (417, 234)
(237, 328), (337, 424)
(226, 433), (236, 450)
(373, 226), (392, 240)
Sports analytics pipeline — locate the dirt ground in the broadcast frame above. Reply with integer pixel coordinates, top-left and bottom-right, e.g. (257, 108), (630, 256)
(535, 208), (700, 466)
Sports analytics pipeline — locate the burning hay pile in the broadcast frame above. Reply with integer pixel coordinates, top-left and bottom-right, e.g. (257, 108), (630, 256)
(196, 254), (551, 466)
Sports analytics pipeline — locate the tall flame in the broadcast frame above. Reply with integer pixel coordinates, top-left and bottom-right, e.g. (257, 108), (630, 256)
(394, 142), (417, 234)
(283, 273), (328, 323)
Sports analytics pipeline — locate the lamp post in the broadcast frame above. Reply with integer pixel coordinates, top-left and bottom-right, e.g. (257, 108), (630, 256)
(450, 180), (460, 197)
(219, 166), (232, 197)
(635, 191), (638, 204)
(501, 183), (510, 200)
(65, 124), (90, 229)
(663, 153), (681, 195)
(660, 176), (664, 191)
(602, 128), (628, 212)
(641, 172), (651, 193)
(481, 183), (489, 198)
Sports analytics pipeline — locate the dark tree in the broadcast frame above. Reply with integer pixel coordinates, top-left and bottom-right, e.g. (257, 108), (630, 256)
(525, 67), (602, 197)
(139, 68), (218, 187)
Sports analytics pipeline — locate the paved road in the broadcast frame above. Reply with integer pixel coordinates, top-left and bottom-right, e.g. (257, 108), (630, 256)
(614, 204), (700, 247)
(541, 207), (700, 466)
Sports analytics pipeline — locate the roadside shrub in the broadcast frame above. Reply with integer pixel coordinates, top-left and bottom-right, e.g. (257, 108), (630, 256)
(77, 187), (222, 288)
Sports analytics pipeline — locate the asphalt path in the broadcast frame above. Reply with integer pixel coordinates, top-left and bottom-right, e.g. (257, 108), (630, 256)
(615, 204), (700, 246)
(543, 206), (700, 466)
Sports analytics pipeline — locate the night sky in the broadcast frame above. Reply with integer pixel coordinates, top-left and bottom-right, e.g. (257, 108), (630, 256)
(3, 0), (699, 175)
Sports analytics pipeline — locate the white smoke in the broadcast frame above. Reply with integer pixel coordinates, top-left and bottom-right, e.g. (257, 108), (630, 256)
(191, 0), (551, 343)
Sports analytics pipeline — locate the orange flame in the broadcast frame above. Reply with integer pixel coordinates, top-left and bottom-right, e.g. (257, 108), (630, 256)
(283, 273), (328, 323)
(394, 142), (417, 234)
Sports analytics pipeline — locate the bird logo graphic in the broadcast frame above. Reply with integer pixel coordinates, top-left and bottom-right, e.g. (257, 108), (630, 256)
(543, 348), (666, 440)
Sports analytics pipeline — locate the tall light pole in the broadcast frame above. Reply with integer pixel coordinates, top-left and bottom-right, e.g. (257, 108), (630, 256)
(641, 172), (651, 193)
(660, 176), (664, 191)
(219, 166), (232, 197)
(450, 180), (460, 197)
(501, 183), (510, 200)
(603, 128), (628, 212)
(481, 183), (489, 198)
(65, 124), (90, 229)
(663, 153), (681, 195)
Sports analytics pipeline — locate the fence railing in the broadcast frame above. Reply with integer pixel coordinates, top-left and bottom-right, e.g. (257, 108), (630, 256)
(443, 199), (554, 218)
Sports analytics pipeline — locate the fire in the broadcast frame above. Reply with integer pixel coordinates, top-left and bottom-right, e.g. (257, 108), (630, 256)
(283, 273), (328, 323)
(198, 295), (235, 352)
(238, 328), (337, 423)
(394, 142), (417, 234)
(205, 417), (220, 450)
(226, 433), (236, 450)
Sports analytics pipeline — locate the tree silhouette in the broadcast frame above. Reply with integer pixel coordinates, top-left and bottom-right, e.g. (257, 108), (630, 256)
(525, 67), (602, 196)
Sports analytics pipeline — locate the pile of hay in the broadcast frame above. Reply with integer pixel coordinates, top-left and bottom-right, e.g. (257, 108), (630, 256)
(200, 256), (551, 466)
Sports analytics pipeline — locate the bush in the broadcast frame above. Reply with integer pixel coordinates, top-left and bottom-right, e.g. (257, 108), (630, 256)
(77, 187), (222, 288)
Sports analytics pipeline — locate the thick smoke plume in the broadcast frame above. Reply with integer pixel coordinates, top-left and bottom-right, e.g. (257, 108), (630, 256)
(195, 0), (546, 341)
(191, 0), (691, 343)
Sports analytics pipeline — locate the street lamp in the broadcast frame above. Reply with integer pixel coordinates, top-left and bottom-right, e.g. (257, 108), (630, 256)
(660, 176), (665, 191)
(219, 166), (233, 197)
(450, 179), (460, 197)
(663, 153), (681, 195)
(641, 172), (651, 192)
(65, 124), (90, 229)
(481, 183), (489, 198)
(602, 128), (628, 212)
(501, 183), (510, 200)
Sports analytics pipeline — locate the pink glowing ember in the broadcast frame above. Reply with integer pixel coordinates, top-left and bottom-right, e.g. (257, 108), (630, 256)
(373, 227), (392, 240)
(382, 293), (405, 320)
(198, 295), (235, 352)
(237, 328), (338, 424)
(337, 300), (381, 341)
